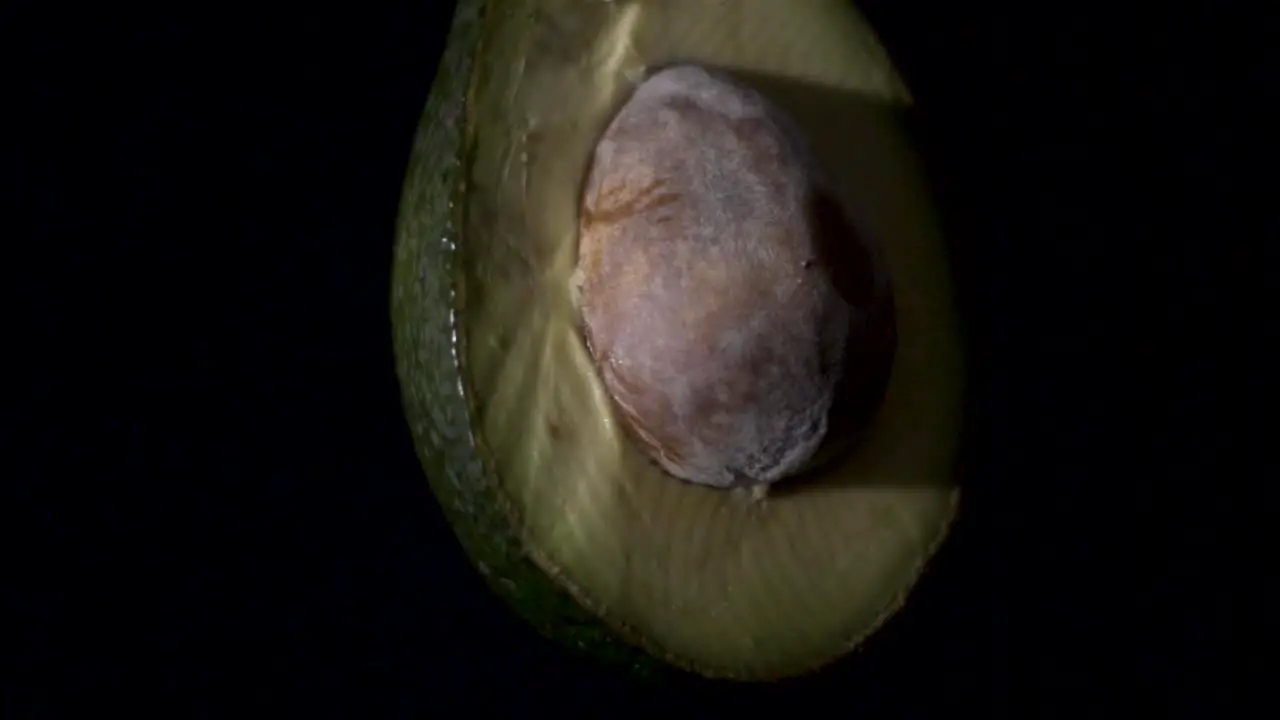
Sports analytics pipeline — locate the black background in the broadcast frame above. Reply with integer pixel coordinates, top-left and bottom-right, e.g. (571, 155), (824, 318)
(9, 0), (1253, 714)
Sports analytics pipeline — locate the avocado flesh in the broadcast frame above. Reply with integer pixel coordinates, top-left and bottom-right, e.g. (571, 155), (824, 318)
(393, 0), (963, 681)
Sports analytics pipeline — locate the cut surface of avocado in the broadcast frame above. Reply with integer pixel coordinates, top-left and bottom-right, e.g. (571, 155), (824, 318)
(393, 0), (964, 681)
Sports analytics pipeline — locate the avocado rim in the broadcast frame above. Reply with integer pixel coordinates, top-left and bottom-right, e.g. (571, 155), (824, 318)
(391, 0), (680, 680)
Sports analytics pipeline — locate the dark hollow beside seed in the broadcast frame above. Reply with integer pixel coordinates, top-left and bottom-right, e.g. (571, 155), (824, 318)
(576, 64), (896, 490)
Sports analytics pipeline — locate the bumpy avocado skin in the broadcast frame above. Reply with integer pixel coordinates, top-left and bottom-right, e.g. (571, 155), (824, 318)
(390, 0), (669, 679)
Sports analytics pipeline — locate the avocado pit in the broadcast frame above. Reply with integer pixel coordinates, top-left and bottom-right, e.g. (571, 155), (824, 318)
(576, 64), (897, 490)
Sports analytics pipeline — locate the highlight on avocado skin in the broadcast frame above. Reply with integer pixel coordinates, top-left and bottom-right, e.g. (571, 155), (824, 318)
(392, 0), (963, 682)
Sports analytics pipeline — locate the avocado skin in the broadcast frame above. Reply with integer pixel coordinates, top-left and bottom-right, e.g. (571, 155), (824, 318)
(391, 0), (671, 680)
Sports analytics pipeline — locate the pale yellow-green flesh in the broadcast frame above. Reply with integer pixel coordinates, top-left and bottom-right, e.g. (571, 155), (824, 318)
(460, 0), (963, 678)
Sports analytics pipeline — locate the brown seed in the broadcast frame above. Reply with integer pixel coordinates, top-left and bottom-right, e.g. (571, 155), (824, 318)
(576, 64), (895, 490)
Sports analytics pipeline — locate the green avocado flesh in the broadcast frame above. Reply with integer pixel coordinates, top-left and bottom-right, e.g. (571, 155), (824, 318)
(392, 0), (963, 681)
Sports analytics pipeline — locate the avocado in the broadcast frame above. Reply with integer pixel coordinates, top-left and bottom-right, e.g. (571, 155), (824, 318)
(392, 0), (964, 681)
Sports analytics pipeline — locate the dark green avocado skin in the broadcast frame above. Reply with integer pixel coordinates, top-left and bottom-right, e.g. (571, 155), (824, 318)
(390, 0), (669, 680)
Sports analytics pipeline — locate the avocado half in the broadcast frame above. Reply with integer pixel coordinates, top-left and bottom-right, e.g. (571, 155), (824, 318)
(392, 0), (964, 681)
